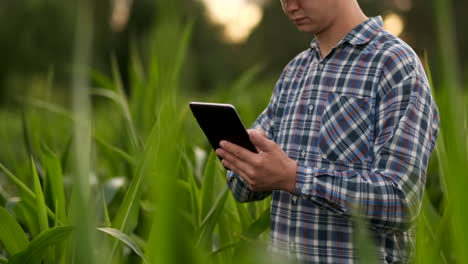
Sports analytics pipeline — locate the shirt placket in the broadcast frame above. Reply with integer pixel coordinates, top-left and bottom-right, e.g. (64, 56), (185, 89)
(288, 49), (322, 258)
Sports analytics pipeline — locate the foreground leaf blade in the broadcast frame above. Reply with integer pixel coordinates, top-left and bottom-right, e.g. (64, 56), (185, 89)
(0, 207), (29, 256)
(42, 145), (67, 224)
(98, 227), (150, 264)
(9, 226), (74, 264)
(31, 157), (49, 232)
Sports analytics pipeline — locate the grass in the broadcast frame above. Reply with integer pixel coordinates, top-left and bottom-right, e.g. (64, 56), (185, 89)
(0, 0), (467, 263)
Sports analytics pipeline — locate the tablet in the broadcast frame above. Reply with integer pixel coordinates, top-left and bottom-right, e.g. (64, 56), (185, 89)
(189, 102), (258, 156)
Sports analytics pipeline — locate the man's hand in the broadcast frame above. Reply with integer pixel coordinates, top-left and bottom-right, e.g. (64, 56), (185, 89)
(216, 129), (297, 193)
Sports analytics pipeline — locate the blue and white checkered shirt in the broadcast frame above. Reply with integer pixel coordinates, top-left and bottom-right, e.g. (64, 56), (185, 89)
(227, 17), (440, 263)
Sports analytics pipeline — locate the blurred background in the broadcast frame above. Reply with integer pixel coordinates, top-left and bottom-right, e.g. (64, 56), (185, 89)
(0, 0), (466, 105)
(0, 0), (467, 263)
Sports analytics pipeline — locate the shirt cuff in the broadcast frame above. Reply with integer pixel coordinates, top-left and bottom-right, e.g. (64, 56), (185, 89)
(294, 162), (346, 214)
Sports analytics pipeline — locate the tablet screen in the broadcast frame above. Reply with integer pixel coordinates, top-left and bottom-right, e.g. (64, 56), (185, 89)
(189, 102), (258, 155)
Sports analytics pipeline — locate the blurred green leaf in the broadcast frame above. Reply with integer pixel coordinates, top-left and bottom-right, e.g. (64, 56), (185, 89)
(196, 185), (229, 249)
(0, 162), (36, 200)
(200, 151), (221, 220)
(41, 145), (67, 225)
(244, 207), (270, 240)
(95, 136), (137, 166)
(9, 226), (73, 264)
(236, 200), (253, 231)
(10, 198), (40, 238)
(31, 156), (54, 262)
(98, 227), (150, 264)
(31, 157), (49, 232)
(91, 88), (140, 152)
(91, 70), (116, 91)
(187, 159), (201, 229)
(111, 56), (141, 151)
(111, 120), (161, 258)
(102, 191), (112, 227)
(0, 207), (29, 256)
(354, 218), (378, 263)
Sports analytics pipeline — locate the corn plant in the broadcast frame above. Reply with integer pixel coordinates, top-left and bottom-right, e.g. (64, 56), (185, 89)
(0, 0), (467, 263)
(0, 1), (272, 263)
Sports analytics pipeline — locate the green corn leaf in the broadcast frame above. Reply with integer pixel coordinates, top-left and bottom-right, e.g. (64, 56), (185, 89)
(41, 145), (67, 224)
(26, 99), (74, 122)
(0, 162), (59, 225)
(31, 157), (49, 232)
(235, 201), (253, 231)
(354, 218), (378, 263)
(98, 227), (150, 264)
(111, 56), (141, 151)
(9, 226), (74, 264)
(91, 70), (116, 91)
(111, 120), (161, 258)
(91, 88), (141, 151)
(21, 111), (35, 157)
(243, 207), (270, 239)
(216, 204), (238, 257)
(0, 207), (29, 256)
(128, 39), (145, 127)
(196, 185), (229, 249)
(102, 191), (112, 227)
(95, 136), (137, 166)
(188, 165), (200, 228)
(200, 151), (222, 221)
(54, 200), (60, 228)
(210, 241), (241, 256)
(60, 134), (73, 172)
(10, 198), (40, 238)
(177, 178), (195, 223)
(0, 162), (36, 199)
(31, 156), (55, 263)
(0, 185), (8, 205)
(169, 19), (193, 87)
(417, 197), (450, 263)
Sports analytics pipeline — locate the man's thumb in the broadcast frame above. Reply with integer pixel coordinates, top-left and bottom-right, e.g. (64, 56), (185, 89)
(249, 130), (272, 152)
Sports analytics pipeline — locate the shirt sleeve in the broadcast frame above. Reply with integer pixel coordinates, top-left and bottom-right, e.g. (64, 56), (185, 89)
(226, 63), (290, 203)
(295, 59), (440, 232)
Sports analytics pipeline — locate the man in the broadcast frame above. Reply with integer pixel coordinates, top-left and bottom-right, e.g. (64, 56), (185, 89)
(216, 0), (440, 263)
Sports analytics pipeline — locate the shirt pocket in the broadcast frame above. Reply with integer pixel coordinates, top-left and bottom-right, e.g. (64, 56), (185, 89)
(318, 93), (371, 164)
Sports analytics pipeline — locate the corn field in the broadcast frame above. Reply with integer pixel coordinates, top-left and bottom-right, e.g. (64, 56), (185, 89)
(0, 0), (467, 263)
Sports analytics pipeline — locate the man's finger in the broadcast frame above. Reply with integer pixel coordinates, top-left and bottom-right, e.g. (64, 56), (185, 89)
(219, 155), (253, 185)
(216, 148), (253, 178)
(249, 130), (275, 152)
(219, 140), (256, 162)
(221, 159), (250, 181)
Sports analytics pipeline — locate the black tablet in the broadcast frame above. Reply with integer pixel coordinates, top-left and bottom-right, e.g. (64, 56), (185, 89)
(189, 102), (258, 156)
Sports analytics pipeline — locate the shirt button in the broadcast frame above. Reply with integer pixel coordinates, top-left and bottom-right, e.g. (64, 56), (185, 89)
(301, 149), (306, 158)
(308, 104), (314, 114)
(289, 242), (295, 248)
(318, 63), (324, 70)
(292, 195), (297, 204)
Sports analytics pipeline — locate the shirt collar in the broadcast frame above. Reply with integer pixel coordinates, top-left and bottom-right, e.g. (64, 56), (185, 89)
(309, 16), (383, 49)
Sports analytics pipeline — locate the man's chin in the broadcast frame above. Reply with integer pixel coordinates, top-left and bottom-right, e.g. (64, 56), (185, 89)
(295, 25), (315, 34)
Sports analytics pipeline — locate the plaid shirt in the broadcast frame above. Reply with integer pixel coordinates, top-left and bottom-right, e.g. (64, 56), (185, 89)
(227, 17), (440, 263)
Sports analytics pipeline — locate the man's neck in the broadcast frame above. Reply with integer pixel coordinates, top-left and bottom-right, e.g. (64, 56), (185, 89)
(315, 3), (368, 59)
